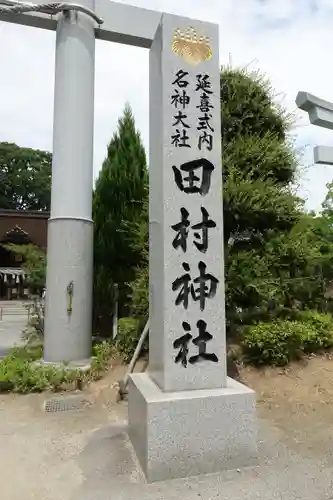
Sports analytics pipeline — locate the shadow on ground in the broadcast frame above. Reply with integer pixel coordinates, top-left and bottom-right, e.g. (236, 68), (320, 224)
(71, 416), (333, 500)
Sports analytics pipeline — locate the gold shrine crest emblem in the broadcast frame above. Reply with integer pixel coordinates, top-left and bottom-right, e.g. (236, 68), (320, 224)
(171, 26), (213, 66)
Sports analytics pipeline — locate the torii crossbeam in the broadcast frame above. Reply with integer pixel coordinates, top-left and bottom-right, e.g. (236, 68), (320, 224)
(0, 0), (161, 46)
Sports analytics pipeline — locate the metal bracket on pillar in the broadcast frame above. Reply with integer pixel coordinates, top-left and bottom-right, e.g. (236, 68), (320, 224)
(0, 0), (104, 25)
(67, 281), (74, 315)
(296, 91), (333, 166)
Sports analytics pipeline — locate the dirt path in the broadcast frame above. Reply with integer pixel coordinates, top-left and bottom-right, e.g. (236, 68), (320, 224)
(0, 359), (135, 500)
(1, 355), (333, 499)
(240, 354), (333, 463)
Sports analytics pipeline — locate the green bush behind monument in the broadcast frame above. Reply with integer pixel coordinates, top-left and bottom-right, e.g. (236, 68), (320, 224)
(114, 66), (333, 364)
(243, 312), (333, 366)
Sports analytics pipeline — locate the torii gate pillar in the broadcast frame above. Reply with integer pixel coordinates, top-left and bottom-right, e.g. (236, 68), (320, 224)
(43, 2), (96, 365)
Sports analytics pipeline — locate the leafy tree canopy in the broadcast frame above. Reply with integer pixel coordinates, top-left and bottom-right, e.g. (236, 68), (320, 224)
(221, 67), (302, 249)
(129, 66), (330, 337)
(0, 142), (51, 211)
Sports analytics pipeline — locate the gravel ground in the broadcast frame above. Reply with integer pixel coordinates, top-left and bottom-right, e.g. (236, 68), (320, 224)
(1, 356), (333, 500)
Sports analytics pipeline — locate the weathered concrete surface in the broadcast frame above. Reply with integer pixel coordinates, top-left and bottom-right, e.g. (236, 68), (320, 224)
(0, 391), (333, 500)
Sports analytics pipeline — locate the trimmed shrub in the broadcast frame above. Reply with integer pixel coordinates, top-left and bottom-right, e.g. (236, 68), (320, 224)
(243, 320), (306, 366)
(297, 311), (333, 352)
(0, 345), (73, 393)
(243, 315), (333, 366)
(0, 341), (115, 394)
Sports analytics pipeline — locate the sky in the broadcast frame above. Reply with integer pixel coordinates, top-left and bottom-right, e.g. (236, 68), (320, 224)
(1, 0), (333, 211)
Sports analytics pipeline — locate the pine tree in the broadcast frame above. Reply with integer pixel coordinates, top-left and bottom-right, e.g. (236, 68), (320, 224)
(93, 104), (148, 332)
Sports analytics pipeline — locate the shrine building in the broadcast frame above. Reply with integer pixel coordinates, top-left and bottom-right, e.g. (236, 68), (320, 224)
(0, 209), (49, 300)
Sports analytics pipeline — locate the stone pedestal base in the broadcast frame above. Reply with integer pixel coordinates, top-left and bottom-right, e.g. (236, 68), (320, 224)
(128, 373), (257, 483)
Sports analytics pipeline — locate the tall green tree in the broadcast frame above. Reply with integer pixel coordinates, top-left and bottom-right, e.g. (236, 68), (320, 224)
(0, 142), (51, 211)
(222, 67), (301, 248)
(93, 104), (148, 332)
(221, 67), (304, 330)
(129, 66), (323, 337)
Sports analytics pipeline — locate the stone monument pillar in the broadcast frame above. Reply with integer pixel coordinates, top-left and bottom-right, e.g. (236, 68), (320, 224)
(128, 13), (257, 483)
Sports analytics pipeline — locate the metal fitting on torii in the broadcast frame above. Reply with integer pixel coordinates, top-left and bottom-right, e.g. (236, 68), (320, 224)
(0, 0), (104, 24)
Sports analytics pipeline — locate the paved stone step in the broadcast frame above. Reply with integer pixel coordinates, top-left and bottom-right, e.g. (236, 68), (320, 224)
(0, 308), (31, 319)
(0, 310), (29, 315)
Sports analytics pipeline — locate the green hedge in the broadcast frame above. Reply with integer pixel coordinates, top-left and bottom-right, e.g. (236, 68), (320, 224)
(243, 312), (333, 366)
(0, 342), (115, 393)
(297, 310), (333, 352)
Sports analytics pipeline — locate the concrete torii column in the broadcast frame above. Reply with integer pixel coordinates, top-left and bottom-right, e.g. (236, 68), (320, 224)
(296, 91), (333, 166)
(0, 0), (162, 366)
